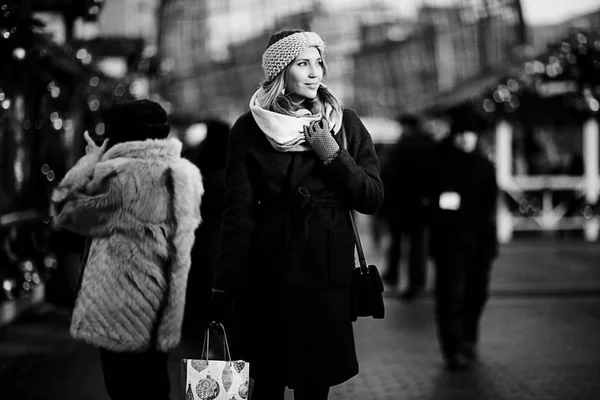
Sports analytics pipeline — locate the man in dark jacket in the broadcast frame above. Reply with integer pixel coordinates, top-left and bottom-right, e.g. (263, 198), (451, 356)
(183, 119), (230, 336)
(428, 111), (498, 370)
(380, 114), (436, 300)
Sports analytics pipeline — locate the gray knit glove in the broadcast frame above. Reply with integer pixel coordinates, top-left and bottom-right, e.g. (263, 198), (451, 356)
(304, 118), (340, 164)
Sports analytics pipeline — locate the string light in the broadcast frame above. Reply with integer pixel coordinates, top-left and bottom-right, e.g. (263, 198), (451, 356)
(12, 47), (25, 60)
(76, 48), (88, 60)
(475, 26), (598, 119)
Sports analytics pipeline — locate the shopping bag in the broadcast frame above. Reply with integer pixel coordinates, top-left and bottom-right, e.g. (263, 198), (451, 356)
(181, 323), (250, 400)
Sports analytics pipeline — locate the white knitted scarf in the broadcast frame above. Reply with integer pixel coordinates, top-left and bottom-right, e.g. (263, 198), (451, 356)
(249, 88), (341, 152)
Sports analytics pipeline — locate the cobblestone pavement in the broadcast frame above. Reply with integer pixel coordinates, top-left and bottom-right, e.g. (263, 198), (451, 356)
(324, 296), (600, 400)
(2, 228), (600, 399)
(1, 295), (599, 400)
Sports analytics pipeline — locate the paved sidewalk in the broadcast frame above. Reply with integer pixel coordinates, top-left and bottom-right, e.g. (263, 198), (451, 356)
(325, 296), (600, 400)
(356, 214), (600, 296)
(2, 218), (600, 399)
(1, 295), (599, 400)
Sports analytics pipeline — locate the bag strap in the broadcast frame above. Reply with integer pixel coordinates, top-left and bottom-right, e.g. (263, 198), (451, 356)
(201, 322), (233, 362)
(340, 123), (369, 275)
(349, 210), (368, 274)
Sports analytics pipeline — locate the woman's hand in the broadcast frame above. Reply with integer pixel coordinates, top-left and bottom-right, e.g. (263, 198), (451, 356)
(84, 130), (109, 159)
(303, 118), (340, 163)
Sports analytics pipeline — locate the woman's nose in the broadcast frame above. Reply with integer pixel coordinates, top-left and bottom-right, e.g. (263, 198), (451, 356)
(309, 64), (320, 78)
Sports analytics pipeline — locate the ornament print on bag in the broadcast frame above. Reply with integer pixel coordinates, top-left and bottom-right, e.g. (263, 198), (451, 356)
(197, 375), (220, 400)
(192, 359), (209, 373)
(222, 363), (233, 393)
(233, 361), (246, 374)
(238, 380), (249, 399)
(187, 383), (194, 400)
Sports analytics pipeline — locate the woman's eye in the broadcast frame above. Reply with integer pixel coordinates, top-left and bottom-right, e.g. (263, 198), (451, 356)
(298, 62), (307, 66)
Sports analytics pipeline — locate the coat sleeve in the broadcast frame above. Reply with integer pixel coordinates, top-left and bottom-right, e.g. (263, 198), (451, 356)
(324, 109), (384, 215)
(481, 163), (498, 224)
(480, 161), (499, 259)
(212, 120), (257, 291)
(51, 154), (122, 237)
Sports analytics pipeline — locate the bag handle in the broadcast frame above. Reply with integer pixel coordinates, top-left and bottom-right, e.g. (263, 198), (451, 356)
(201, 322), (233, 362)
(340, 123), (369, 275)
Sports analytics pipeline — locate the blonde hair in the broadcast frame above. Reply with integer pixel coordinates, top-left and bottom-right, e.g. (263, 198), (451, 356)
(258, 56), (343, 118)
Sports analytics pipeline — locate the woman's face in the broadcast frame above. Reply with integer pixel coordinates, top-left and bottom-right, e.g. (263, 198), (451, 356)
(453, 131), (479, 153)
(285, 46), (324, 101)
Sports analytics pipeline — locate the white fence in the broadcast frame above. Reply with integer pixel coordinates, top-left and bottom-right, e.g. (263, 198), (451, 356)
(496, 118), (600, 242)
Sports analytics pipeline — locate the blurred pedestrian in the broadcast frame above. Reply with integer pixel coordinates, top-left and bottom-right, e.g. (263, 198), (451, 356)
(183, 119), (230, 336)
(370, 141), (390, 250)
(208, 29), (383, 400)
(428, 110), (498, 370)
(46, 229), (86, 307)
(50, 99), (204, 400)
(380, 114), (436, 301)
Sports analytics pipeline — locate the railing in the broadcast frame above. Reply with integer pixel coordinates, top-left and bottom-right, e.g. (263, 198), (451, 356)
(496, 119), (600, 242)
(0, 209), (46, 228)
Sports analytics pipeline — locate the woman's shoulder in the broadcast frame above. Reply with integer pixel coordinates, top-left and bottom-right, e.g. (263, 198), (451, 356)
(342, 108), (369, 140)
(342, 108), (361, 123)
(231, 111), (258, 132)
(342, 108), (368, 131)
(228, 111), (261, 142)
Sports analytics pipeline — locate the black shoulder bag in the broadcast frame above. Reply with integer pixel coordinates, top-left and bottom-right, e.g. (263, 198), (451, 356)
(348, 208), (385, 322)
(340, 124), (385, 322)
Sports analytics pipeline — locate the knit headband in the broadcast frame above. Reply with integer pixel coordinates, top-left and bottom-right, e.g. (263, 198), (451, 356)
(261, 31), (325, 82)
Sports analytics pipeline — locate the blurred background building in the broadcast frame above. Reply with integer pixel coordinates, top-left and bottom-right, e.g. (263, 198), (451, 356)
(1, 0), (599, 325)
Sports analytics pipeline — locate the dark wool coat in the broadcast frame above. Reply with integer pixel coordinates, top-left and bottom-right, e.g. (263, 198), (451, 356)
(380, 130), (436, 227)
(428, 137), (498, 262)
(51, 139), (204, 352)
(183, 123), (229, 331)
(213, 108), (384, 388)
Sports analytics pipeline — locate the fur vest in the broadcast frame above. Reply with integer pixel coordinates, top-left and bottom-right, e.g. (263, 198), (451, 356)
(51, 138), (203, 352)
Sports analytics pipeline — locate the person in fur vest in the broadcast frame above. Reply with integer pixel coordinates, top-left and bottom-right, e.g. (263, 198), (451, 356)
(51, 99), (204, 400)
(209, 29), (384, 400)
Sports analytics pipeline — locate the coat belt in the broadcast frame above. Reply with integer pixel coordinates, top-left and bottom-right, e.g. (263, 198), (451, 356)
(260, 187), (344, 280)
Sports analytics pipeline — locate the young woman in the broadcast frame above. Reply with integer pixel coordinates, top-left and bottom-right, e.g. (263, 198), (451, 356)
(209, 29), (384, 400)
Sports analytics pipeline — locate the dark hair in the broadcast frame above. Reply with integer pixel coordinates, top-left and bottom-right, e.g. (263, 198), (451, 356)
(397, 114), (419, 129)
(105, 99), (170, 148)
(265, 28), (305, 50)
(194, 119), (230, 173)
(449, 111), (487, 136)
